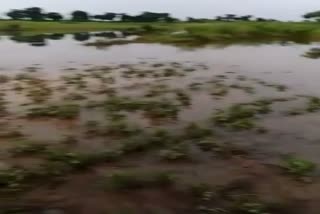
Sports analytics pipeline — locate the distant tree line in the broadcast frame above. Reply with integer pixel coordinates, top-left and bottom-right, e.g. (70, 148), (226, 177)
(5, 7), (281, 23)
(303, 11), (320, 21)
(7, 7), (63, 21)
(5, 8), (178, 22)
(187, 14), (277, 22)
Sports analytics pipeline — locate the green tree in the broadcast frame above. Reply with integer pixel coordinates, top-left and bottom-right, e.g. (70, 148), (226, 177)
(93, 13), (116, 21)
(6, 10), (26, 20)
(103, 13), (117, 20)
(304, 11), (320, 19)
(46, 12), (63, 21)
(71, 10), (89, 21)
(24, 7), (44, 20)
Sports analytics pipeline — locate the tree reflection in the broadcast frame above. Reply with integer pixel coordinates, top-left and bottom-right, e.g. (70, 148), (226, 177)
(10, 34), (47, 46)
(304, 48), (320, 59)
(73, 33), (91, 41)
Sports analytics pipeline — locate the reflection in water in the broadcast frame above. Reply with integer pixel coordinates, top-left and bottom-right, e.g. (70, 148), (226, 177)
(5, 31), (129, 46)
(94, 32), (117, 38)
(46, 33), (65, 40)
(10, 34), (47, 47)
(73, 32), (91, 41)
(304, 48), (320, 59)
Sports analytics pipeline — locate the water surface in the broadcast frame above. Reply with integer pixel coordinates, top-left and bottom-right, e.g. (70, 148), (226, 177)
(1, 33), (320, 163)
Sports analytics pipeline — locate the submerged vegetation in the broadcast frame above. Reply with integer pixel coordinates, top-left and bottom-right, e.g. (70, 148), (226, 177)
(281, 156), (316, 177)
(213, 100), (272, 130)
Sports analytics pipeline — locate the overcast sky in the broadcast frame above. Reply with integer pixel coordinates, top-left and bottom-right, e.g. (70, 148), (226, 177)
(1, 0), (320, 20)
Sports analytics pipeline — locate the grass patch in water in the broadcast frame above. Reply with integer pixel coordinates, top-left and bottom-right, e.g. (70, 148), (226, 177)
(306, 97), (320, 112)
(213, 105), (257, 130)
(281, 156), (316, 177)
(159, 143), (189, 161)
(175, 90), (192, 106)
(213, 100), (273, 130)
(184, 123), (213, 140)
(104, 121), (142, 137)
(27, 104), (80, 119)
(104, 96), (180, 119)
(9, 140), (47, 156)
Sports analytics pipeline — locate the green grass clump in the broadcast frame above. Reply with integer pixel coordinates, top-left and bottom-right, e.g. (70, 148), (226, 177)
(45, 148), (121, 170)
(188, 82), (203, 90)
(285, 109), (304, 116)
(175, 90), (191, 106)
(196, 139), (218, 151)
(105, 171), (175, 190)
(306, 97), (320, 112)
(120, 137), (153, 154)
(147, 129), (177, 146)
(27, 104), (80, 119)
(64, 92), (87, 101)
(184, 123), (213, 140)
(213, 100), (273, 130)
(211, 84), (229, 97)
(213, 104), (257, 130)
(0, 75), (10, 83)
(0, 167), (30, 191)
(27, 88), (52, 103)
(104, 121), (142, 137)
(0, 95), (7, 117)
(230, 84), (256, 94)
(159, 143), (189, 161)
(143, 100), (180, 119)
(9, 140), (47, 156)
(105, 96), (180, 119)
(250, 100), (272, 114)
(104, 96), (145, 112)
(14, 73), (33, 81)
(281, 156), (316, 177)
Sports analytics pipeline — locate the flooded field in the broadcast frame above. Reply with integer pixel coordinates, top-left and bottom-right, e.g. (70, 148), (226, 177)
(1, 33), (320, 213)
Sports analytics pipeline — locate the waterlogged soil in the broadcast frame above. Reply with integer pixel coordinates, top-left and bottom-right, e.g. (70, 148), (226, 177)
(1, 36), (320, 213)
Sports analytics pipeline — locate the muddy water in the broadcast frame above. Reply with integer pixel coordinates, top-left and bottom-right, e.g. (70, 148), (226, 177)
(1, 34), (320, 163)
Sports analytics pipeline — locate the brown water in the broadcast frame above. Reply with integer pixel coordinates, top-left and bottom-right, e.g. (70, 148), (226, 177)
(1, 33), (320, 164)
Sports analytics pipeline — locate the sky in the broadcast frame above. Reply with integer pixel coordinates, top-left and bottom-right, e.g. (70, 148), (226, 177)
(1, 0), (320, 20)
